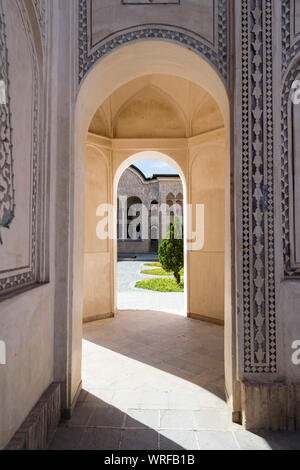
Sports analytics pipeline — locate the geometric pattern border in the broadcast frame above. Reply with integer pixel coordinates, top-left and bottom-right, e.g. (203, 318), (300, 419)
(78, 0), (228, 85)
(241, 0), (277, 374)
(0, 0), (40, 294)
(0, 0), (15, 247)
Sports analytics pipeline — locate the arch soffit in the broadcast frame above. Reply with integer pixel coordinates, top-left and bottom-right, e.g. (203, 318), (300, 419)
(76, 41), (230, 146)
(112, 84), (188, 136)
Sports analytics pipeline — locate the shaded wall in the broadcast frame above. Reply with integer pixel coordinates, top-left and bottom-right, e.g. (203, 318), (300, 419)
(0, 1), (54, 449)
(189, 132), (226, 323)
(83, 143), (113, 322)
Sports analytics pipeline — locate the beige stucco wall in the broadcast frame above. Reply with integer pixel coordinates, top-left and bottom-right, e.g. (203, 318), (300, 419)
(0, 286), (54, 449)
(0, 2), (54, 449)
(90, 0), (215, 49)
(189, 132), (226, 322)
(83, 143), (113, 322)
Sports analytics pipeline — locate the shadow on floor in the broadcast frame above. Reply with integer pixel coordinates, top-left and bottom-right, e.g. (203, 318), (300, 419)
(48, 310), (300, 450)
(49, 391), (186, 450)
(83, 309), (226, 401)
(49, 390), (300, 450)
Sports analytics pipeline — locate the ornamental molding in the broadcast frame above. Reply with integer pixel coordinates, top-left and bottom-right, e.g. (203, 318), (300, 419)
(32, 0), (46, 46)
(241, 0), (276, 374)
(0, 0), (14, 246)
(0, 0), (40, 294)
(78, 0), (228, 85)
(281, 61), (300, 279)
(282, 0), (300, 78)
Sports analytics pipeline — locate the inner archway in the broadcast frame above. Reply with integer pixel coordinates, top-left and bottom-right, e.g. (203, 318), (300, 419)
(114, 152), (187, 316)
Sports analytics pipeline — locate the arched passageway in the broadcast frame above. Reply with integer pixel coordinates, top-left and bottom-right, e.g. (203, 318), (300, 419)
(115, 154), (187, 315)
(71, 41), (235, 429)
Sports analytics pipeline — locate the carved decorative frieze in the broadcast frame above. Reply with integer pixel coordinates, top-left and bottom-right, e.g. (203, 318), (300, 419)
(0, 0), (14, 246)
(78, 0), (228, 84)
(241, 0), (276, 373)
(282, 0), (300, 77)
(0, 0), (40, 294)
(32, 0), (46, 44)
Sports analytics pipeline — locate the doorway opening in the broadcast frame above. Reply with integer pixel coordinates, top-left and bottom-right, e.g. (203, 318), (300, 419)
(115, 155), (187, 316)
(71, 41), (235, 448)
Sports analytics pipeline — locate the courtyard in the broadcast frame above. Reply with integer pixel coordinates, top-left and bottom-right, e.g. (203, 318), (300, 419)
(117, 261), (185, 314)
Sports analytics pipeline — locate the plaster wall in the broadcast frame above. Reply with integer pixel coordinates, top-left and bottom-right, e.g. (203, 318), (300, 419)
(83, 143), (113, 322)
(0, 286), (54, 449)
(0, 1), (55, 448)
(90, 74), (224, 139)
(90, 0), (215, 49)
(189, 131), (226, 322)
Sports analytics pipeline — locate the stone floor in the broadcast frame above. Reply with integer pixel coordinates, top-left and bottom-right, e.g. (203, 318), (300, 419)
(117, 261), (185, 314)
(49, 310), (300, 450)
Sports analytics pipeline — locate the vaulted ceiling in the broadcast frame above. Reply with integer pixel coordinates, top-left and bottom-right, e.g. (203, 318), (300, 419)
(88, 74), (224, 139)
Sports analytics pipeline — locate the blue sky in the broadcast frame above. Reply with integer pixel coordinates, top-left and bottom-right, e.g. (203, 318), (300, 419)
(133, 159), (178, 178)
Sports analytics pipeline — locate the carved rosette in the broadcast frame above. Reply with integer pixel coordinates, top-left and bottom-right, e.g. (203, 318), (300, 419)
(241, 0), (276, 373)
(0, 0), (14, 245)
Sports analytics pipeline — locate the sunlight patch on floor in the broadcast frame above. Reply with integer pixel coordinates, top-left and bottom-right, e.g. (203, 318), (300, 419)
(82, 339), (226, 416)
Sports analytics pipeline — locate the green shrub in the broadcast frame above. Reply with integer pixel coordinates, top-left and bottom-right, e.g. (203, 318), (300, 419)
(158, 217), (184, 285)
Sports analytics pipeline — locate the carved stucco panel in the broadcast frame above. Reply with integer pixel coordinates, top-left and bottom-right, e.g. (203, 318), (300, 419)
(241, 0), (276, 374)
